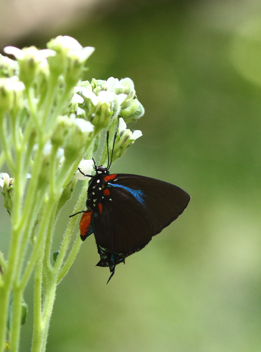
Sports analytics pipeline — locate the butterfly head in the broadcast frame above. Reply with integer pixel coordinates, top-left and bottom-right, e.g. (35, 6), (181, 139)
(95, 165), (109, 175)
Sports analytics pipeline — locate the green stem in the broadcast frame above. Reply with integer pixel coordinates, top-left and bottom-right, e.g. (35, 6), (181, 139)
(26, 88), (41, 134)
(54, 179), (88, 271)
(21, 122), (36, 177)
(12, 146), (23, 228)
(37, 280), (56, 352)
(41, 76), (59, 128)
(57, 236), (82, 284)
(43, 145), (72, 271)
(31, 270), (56, 352)
(0, 287), (9, 352)
(49, 145), (59, 198)
(41, 278), (56, 328)
(16, 188), (46, 281)
(48, 85), (72, 128)
(4, 224), (22, 295)
(53, 216), (78, 274)
(31, 261), (43, 352)
(0, 113), (15, 172)
(9, 286), (23, 352)
(10, 112), (20, 152)
(43, 211), (55, 273)
(31, 223), (57, 352)
(16, 137), (45, 239)
(19, 199), (56, 291)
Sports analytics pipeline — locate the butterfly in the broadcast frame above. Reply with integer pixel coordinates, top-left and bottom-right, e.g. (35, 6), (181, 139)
(70, 132), (190, 283)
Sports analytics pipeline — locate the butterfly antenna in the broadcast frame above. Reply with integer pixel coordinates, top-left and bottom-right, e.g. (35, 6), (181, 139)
(92, 158), (98, 172)
(106, 130), (110, 169)
(107, 131), (117, 169)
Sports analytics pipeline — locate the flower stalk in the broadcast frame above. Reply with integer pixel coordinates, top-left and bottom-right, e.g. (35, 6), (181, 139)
(0, 36), (143, 352)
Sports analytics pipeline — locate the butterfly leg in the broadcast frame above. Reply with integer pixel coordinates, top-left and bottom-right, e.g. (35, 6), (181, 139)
(106, 265), (115, 284)
(77, 167), (93, 178)
(96, 253), (116, 284)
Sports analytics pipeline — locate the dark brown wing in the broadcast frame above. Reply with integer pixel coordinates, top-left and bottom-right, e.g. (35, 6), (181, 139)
(92, 174), (190, 256)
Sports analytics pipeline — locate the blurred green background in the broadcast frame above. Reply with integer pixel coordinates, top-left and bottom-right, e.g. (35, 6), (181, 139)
(1, 0), (261, 351)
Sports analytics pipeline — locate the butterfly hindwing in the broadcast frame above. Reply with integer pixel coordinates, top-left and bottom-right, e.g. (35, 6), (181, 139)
(92, 184), (153, 255)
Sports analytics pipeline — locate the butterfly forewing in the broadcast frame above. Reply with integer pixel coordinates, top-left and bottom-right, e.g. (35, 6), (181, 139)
(92, 174), (190, 256)
(109, 174), (190, 233)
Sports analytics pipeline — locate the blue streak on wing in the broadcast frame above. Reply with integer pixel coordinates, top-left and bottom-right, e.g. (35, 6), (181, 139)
(109, 183), (145, 206)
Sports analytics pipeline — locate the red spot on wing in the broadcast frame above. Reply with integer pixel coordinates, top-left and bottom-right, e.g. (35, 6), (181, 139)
(98, 203), (103, 214)
(79, 211), (93, 239)
(104, 174), (117, 182)
(103, 188), (110, 196)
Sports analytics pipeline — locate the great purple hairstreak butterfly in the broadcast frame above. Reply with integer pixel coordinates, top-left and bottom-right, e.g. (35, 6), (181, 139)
(70, 132), (190, 283)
